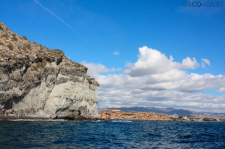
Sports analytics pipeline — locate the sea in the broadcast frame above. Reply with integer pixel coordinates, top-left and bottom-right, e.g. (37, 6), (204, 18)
(0, 119), (224, 148)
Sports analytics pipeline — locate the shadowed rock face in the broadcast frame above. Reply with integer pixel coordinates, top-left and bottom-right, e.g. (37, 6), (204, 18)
(0, 22), (100, 119)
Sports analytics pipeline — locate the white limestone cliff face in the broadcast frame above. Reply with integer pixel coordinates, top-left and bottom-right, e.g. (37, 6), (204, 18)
(0, 22), (100, 119)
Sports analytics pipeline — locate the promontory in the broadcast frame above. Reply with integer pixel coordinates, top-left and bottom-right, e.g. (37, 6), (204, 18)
(0, 22), (100, 120)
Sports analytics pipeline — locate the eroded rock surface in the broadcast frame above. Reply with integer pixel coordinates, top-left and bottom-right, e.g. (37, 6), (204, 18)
(99, 111), (172, 121)
(0, 22), (100, 119)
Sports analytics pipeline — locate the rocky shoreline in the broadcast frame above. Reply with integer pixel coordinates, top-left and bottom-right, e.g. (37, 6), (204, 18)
(0, 115), (103, 121)
(99, 110), (173, 121)
(1, 110), (225, 122)
(99, 110), (225, 122)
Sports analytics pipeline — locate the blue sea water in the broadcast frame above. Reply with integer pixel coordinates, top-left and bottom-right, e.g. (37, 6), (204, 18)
(0, 119), (225, 148)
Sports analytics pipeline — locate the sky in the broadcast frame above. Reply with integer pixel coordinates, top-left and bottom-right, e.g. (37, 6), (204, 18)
(1, 0), (225, 113)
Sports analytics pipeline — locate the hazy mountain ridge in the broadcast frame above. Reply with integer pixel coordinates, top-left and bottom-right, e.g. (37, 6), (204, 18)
(99, 107), (225, 119)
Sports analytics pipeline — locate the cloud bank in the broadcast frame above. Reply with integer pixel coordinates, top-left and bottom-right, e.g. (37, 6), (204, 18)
(83, 46), (225, 113)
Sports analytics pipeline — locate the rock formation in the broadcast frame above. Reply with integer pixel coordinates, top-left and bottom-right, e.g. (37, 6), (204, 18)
(99, 111), (172, 121)
(0, 22), (100, 119)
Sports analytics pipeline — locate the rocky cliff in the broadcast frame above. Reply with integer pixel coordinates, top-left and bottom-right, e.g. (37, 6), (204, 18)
(99, 111), (172, 121)
(0, 22), (100, 119)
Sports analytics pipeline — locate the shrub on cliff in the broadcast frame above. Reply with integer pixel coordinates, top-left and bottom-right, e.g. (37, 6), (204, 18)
(0, 42), (4, 45)
(40, 45), (43, 50)
(37, 61), (47, 68)
(22, 44), (26, 50)
(12, 57), (18, 61)
(12, 34), (18, 41)
(1, 33), (9, 39)
(7, 43), (13, 50)
(26, 44), (32, 50)
(32, 66), (38, 72)
(22, 36), (27, 40)
(12, 36), (18, 41)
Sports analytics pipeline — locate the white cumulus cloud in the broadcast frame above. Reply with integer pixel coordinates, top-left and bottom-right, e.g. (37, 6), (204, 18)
(181, 57), (200, 69)
(124, 46), (199, 77)
(82, 46), (225, 112)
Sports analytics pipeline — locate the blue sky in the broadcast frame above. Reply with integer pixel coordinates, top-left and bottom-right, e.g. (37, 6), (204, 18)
(1, 0), (225, 112)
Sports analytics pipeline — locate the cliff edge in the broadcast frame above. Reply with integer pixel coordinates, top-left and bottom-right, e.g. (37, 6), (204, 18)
(0, 22), (100, 119)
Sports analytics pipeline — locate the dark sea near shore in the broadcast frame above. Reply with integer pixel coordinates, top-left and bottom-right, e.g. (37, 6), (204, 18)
(0, 119), (225, 148)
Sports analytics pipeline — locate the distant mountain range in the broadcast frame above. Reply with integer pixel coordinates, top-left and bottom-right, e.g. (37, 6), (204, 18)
(98, 107), (225, 119)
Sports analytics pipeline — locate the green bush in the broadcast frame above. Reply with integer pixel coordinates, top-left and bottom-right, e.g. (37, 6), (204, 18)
(33, 66), (38, 72)
(0, 42), (4, 45)
(7, 43), (13, 50)
(12, 57), (18, 61)
(37, 61), (47, 68)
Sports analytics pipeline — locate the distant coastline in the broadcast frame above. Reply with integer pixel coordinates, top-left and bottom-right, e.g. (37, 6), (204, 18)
(99, 107), (225, 119)
(99, 110), (225, 122)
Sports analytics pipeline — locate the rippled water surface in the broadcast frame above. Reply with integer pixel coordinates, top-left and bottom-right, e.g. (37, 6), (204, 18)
(0, 120), (225, 148)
